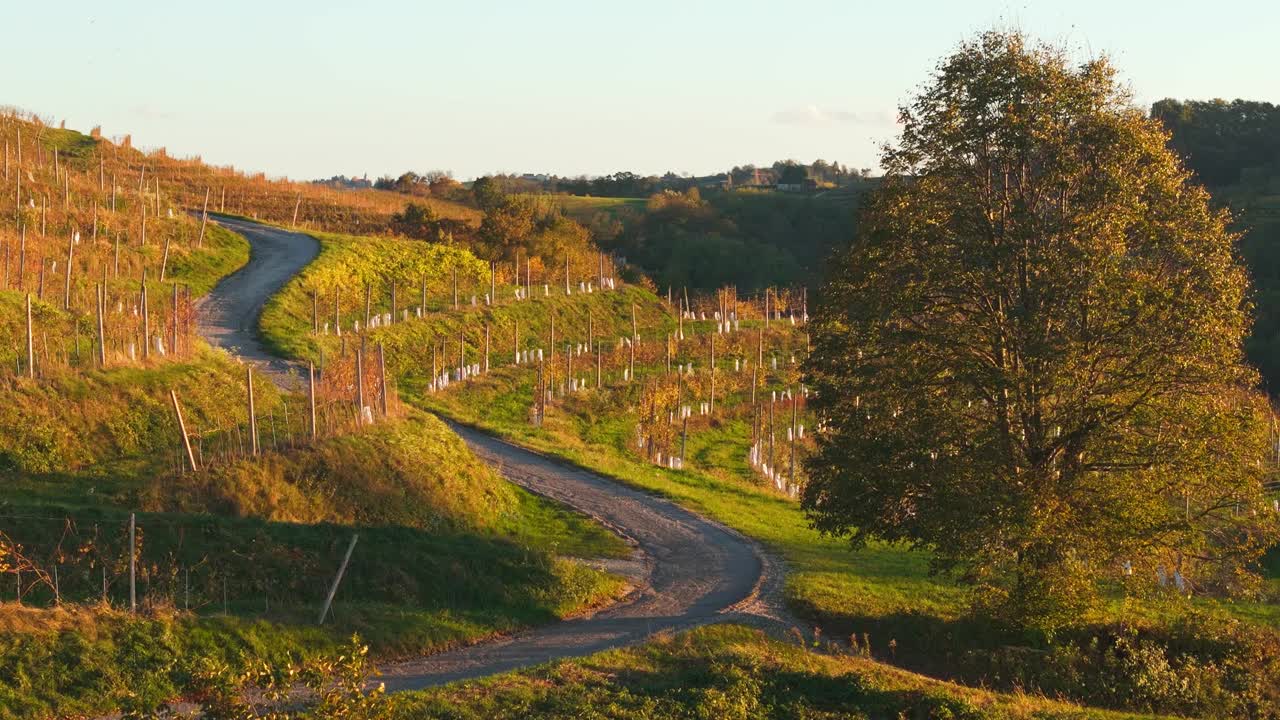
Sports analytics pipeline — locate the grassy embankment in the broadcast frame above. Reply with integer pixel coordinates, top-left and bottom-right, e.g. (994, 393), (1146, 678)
(394, 624), (1161, 720)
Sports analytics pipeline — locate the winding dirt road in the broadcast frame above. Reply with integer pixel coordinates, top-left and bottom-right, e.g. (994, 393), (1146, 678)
(197, 215), (319, 383)
(200, 217), (786, 690)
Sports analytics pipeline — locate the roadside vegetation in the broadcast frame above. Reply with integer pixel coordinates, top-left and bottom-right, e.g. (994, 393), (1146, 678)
(394, 625), (1159, 720)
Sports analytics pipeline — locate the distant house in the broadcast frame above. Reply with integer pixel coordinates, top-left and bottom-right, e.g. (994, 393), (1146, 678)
(775, 178), (819, 193)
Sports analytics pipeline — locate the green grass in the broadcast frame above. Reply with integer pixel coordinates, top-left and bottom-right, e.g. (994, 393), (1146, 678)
(537, 195), (647, 224)
(394, 624), (1158, 720)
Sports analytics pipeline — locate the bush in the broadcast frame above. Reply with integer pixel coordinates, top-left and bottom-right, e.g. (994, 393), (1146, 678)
(976, 612), (1280, 718)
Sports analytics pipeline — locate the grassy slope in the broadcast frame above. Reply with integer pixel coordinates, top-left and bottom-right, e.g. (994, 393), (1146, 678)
(0, 225), (629, 718)
(395, 624), (1159, 720)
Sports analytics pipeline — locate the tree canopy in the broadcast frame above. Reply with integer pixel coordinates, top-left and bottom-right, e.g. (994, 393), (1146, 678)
(803, 31), (1278, 628)
(1151, 99), (1280, 190)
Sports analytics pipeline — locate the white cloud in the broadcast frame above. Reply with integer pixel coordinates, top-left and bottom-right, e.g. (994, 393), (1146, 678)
(771, 105), (889, 127)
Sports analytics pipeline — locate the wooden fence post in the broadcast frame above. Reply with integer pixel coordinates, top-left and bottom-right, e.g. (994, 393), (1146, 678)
(197, 188), (209, 248)
(247, 367), (259, 455)
(308, 361), (317, 439)
(171, 283), (178, 355)
(25, 293), (34, 378)
(171, 389), (198, 472)
(790, 387), (798, 485)
(97, 283), (106, 366)
(318, 534), (358, 625)
(63, 231), (73, 310)
(355, 347), (365, 422)
(484, 323), (490, 373)
(334, 288), (341, 337)
(709, 333), (716, 415)
(129, 512), (137, 613)
(141, 271), (150, 360)
(378, 343), (388, 417)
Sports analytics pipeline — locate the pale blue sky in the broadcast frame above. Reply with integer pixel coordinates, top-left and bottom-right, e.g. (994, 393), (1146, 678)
(9, 1), (1277, 181)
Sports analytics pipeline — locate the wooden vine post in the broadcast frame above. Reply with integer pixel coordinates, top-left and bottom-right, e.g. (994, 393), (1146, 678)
(246, 367), (259, 456)
(355, 347), (366, 423)
(318, 534), (358, 625)
(790, 387), (798, 485)
(171, 283), (178, 356)
(141, 271), (150, 360)
(197, 188), (210, 247)
(334, 288), (341, 337)
(378, 343), (389, 417)
(129, 513), (137, 613)
(484, 323), (490, 373)
(63, 231), (73, 310)
(171, 389), (198, 472)
(96, 283), (106, 367)
(25, 293), (34, 378)
(709, 333), (716, 416)
(308, 361), (318, 439)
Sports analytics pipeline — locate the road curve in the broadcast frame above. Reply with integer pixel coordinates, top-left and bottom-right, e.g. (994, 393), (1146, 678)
(197, 217), (786, 691)
(198, 215), (319, 383)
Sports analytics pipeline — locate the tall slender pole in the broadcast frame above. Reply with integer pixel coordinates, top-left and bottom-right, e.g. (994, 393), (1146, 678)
(128, 513), (137, 613)
(378, 343), (389, 416)
(710, 333), (716, 415)
(96, 283), (106, 366)
(141, 271), (150, 360)
(318, 534), (358, 625)
(790, 387), (798, 485)
(63, 231), (73, 310)
(25, 293), (34, 378)
(171, 390), (198, 471)
(355, 347), (365, 422)
(171, 283), (178, 355)
(308, 361), (318, 439)
(247, 367), (259, 455)
(197, 188), (209, 247)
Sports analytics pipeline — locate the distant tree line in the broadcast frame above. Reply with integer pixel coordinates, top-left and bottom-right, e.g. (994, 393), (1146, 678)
(1154, 99), (1280, 393)
(1152, 99), (1280, 190)
(374, 170), (466, 200)
(585, 186), (862, 293)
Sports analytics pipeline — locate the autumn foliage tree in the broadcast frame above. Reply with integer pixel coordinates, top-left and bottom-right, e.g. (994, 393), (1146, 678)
(803, 32), (1279, 628)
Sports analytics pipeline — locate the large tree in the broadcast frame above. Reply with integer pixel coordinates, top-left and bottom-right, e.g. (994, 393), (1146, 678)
(803, 32), (1278, 628)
